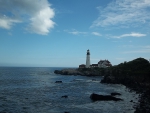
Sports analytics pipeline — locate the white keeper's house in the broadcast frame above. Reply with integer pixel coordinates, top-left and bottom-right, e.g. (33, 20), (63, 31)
(79, 50), (112, 68)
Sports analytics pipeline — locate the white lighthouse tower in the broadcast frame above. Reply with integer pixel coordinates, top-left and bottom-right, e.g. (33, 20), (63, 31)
(86, 49), (90, 68)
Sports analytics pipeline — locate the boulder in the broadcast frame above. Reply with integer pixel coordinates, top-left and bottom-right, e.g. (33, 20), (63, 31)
(111, 92), (121, 96)
(101, 76), (116, 83)
(61, 95), (68, 98)
(55, 81), (62, 83)
(54, 70), (62, 74)
(130, 100), (133, 102)
(90, 93), (123, 101)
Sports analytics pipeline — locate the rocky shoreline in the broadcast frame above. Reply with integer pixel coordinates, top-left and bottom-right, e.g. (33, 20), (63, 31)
(100, 58), (150, 113)
(54, 68), (150, 113)
(101, 75), (150, 113)
(54, 68), (104, 76)
(54, 57), (150, 113)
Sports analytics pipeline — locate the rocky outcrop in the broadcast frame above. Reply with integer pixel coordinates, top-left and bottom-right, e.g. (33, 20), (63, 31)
(90, 93), (123, 101)
(54, 69), (82, 75)
(54, 68), (102, 76)
(101, 76), (116, 83)
(61, 95), (68, 98)
(55, 81), (62, 83)
(101, 75), (150, 113)
(111, 92), (121, 96)
(101, 75), (143, 92)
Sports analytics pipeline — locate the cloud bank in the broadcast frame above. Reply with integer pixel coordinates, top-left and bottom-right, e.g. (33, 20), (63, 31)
(113, 32), (146, 38)
(0, 0), (55, 35)
(91, 0), (150, 27)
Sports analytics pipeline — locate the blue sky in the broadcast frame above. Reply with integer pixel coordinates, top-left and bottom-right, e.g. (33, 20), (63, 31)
(0, 0), (150, 67)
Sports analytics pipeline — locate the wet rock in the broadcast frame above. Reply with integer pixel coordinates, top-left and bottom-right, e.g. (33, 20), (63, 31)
(90, 93), (123, 101)
(54, 69), (81, 75)
(101, 75), (150, 113)
(111, 92), (121, 96)
(54, 70), (62, 74)
(130, 100), (133, 102)
(61, 95), (68, 98)
(54, 68), (102, 76)
(100, 76), (116, 83)
(55, 81), (62, 83)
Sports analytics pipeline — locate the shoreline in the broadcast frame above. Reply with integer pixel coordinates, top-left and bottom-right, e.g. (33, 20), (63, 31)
(101, 75), (150, 113)
(54, 68), (105, 76)
(54, 68), (150, 113)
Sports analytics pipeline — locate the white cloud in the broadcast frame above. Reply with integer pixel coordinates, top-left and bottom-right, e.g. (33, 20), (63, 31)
(0, 16), (21, 29)
(91, 0), (150, 28)
(0, 0), (55, 35)
(113, 32), (146, 38)
(92, 32), (102, 36)
(64, 29), (87, 35)
(29, 7), (55, 35)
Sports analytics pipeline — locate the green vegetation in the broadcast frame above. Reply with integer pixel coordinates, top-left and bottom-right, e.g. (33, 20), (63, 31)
(107, 58), (150, 83)
(77, 67), (105, 76)
(78, 58), (150, 82)
(99, 58), (150, 113)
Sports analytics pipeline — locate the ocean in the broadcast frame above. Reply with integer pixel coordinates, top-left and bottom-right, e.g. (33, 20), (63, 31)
(0, 67), (139, 113)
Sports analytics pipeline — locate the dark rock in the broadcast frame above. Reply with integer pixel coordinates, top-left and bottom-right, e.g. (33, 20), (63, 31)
(54, 70), (62, 74)
(61, 95), (68, 98)
(111, 92), (121, 96)
(54, 69), (81, 75)
(55, 81), (62, 83)
(101, 76), (150, 113)
(101, 76), (116, 83)
(54, 68), (102, 76)
(130, 100), (133, 102)
(90, 93), (123, 101)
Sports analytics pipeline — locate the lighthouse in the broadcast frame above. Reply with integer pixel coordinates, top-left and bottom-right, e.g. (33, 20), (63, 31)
(86, 49), (90, 68)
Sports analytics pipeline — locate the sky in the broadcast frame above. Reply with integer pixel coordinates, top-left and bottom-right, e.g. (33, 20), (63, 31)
(0, 0), (150, 67)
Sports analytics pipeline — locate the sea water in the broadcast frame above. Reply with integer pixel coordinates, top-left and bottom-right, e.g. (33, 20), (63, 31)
(0, 67), (139, 113)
